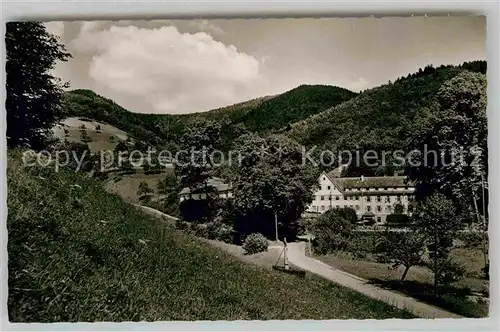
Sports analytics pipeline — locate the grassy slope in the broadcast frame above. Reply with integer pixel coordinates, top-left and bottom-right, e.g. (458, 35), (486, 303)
(7, 151), (414, 322)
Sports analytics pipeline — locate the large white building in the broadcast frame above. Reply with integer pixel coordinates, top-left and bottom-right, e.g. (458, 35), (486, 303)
(306, 169), (415, 223)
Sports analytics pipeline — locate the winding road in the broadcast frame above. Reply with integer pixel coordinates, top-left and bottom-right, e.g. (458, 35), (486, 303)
(286, 242), (463, 319)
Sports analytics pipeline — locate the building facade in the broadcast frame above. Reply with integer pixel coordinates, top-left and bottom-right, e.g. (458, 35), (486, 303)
(306, 170), (415, 223)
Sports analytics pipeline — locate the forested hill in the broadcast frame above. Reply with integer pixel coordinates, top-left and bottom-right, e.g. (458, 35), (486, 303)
(180, 85), (357, 133)
(286, 61), (487, 152)
(62, 84), (356, 150)
(62, 60), (485, 153)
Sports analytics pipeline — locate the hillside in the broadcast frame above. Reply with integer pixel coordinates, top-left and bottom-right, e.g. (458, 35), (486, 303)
(61, 61), (485, 157)
(52, 117), (129, 152)
(286, 62), (487, 155)
(62, 84), (356, 151)
(182, 85), (356, 132)
(7, 151), (414, 321)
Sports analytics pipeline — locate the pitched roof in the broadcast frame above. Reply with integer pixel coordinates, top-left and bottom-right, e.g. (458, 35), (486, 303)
(323, 173), (414, 196)
(331, 176), (412, 190)
(179, 177), (232, 195)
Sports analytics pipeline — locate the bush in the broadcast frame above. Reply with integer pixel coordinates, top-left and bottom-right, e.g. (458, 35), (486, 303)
(242, 233), (269, 255)
(385, 214), (410, 226)
(457, 231), (486, 248)
(310, 209), (353, 255)
(435, 259), (466, 288)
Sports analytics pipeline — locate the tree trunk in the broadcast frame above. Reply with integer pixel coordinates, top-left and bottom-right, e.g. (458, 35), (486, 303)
(401, 266), (410, 281)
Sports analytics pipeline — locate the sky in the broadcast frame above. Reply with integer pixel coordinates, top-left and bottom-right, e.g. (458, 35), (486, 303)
(44, 16), (486, 115)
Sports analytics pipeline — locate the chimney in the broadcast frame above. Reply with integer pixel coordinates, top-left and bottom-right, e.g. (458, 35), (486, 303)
(361, 175), (364, 182)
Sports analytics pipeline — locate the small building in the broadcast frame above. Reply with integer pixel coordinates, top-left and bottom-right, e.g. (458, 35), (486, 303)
(306, 169), (415, 224)
(179, 177), (233, 202)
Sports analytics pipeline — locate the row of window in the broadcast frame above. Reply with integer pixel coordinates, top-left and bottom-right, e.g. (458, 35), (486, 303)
(314, 204), (413, 213)
(318, 195), (409, 202)
(320, 183), (411, 192)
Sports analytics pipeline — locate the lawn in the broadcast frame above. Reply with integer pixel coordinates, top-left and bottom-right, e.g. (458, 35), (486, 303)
(315, 246), (489, 318)
(7, 151), (414, 321)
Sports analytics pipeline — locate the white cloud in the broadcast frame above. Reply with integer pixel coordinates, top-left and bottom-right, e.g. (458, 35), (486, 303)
(348, 77), (368, 92)
(71, 25), (262, 113)
(188, 20), (225, 35)
(44, 21), (64, 38)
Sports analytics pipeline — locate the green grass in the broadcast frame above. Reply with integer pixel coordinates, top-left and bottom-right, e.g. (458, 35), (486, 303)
(7, 151), (414, 322)
(316, 249), (489, 318)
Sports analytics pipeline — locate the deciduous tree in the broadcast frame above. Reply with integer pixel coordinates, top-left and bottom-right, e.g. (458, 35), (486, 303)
(6, 22), (71, 148)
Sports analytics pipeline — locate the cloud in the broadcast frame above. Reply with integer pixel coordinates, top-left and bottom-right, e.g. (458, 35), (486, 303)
(188, 20), (225, 35)
(347, 77), (368, 92)
(44, 21), (64, 38)
(71, 24), (262, 113)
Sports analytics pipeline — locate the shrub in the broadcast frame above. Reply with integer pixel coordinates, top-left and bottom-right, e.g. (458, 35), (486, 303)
(310, 209), (353, 255)
(435, 259), (466, 289)
(242, 233), (269, 255)
(175, 219), (191, 232)
(457, 231), (486, 248)
(385, 214), (410, 226)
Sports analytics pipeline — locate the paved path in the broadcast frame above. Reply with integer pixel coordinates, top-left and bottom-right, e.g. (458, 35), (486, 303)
(286, 242), (463, 319)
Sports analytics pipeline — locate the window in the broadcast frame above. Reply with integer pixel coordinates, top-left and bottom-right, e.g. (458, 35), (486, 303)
(386, 205), (391, 212)
(408, 205), (414, 212)
(355, 205), (360, 211)
(323, 177), (326, 181)
(377, 217), (382, 223)
(336, 196), (340, 201)
(355, 196), (359, 200)
(385, 196), (391, 203)
(376, 196), (381, 202)
(327, 186), (331, 190)
(377, 205), (382, 212)
(366, 196), (371, 202)
(397, 195), (401, 202)
(384, 187), (388, 190)
(367, 206), (372, 212)
(321, 205), (325, 211)
(320, 196), (324, 201)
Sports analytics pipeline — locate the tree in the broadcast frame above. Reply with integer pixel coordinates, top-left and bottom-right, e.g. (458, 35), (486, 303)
(413, 193), (463, 296)
(310, 209), (354, 254)
(393, 203), (404, 214)
(407, 71), (488, 268)
(232, 133), (318, 241)
(331, 207), (358, 224)
(176, 120), (221, 192)
(375, 230), (426, 281)
(137, 181), (153, 203)
(156, 172), (181, 216)
(6, 22), (71, 148)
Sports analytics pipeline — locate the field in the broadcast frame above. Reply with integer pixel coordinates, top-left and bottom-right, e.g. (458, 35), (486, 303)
(313, 232), (489, 318)
(7, 151), (414, 321)
(104, 172), (167, 204)
(52, 117), (128, 152)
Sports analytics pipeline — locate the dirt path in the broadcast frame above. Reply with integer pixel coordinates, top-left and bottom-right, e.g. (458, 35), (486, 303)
(286, 242), (463, 319)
